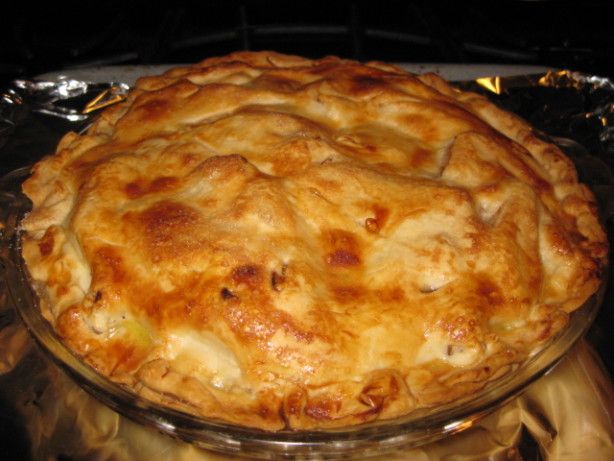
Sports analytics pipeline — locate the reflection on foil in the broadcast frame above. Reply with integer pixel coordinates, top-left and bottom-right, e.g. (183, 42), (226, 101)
(1, 70), (614, 460)
(538, 70), (614, 92)
(82, 86), (127, 114)
(3, 79), (129, 122)
(474, 70), (614, 95)
(475, 76), (504, 95)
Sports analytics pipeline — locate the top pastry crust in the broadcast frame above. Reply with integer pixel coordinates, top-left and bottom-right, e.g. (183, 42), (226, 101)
(21, 51), (607, 430)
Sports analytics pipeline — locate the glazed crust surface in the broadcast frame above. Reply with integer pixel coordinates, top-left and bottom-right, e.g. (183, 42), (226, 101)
(21, 51), (607, 430)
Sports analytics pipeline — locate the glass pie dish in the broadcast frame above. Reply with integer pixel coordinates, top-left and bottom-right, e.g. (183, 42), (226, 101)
(0, 167), (606, 460)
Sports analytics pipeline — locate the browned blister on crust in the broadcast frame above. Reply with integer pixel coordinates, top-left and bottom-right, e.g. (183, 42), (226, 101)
(20, 51), (607, 430)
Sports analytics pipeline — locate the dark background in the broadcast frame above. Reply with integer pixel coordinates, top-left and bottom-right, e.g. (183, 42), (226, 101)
(1, 1), (613, 459)
(2, 0), (614, 87)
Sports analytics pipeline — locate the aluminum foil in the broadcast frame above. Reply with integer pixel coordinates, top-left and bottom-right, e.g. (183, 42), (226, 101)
(1, 70), (614, 460)
(0, 80), (128, 176)
(463, 70), (614, 157)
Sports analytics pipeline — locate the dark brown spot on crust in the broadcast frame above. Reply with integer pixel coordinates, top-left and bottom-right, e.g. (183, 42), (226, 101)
(410, 147), (431, 169)
(376, 287), (405, 302)
(271, 271), (286, 292)
(137, 98), (170, 121)
(107, 340), (143, 374)
(322, 229), (362, 268)
(151, 176), (179, 193)
(372, 205), (390, 229)
(250, 74), (302, 92)
(257, 403), (273, 420)
(141, 202), (200, 239)
(326, 250), (360, 267)
(232, 265), (263, 286)
(38, 232), (54, 257)
(365, 217), (379, 233)
(304, 398), (341, 420)
(94, 290), (103, 302)
(351, 75), (386, 93)
(94, 246), (127, 284)
(136, 200), (202, 262)
(332, 285), (366, 303)
(476, 276), (504, 306)
(125, 176), (179, 199)
(220, 287), (237, 300)
(324, 229), (358, 248)
(402, 114), (439, 142)
(549, 228), (573, 256)
(125, 182), (143, 199)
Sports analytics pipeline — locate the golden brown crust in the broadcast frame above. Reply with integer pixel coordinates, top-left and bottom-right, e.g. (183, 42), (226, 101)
(21, 51), (607, 430)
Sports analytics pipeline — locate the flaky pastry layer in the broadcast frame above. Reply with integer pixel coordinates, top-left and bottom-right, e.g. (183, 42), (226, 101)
(21, 51), (607, 430)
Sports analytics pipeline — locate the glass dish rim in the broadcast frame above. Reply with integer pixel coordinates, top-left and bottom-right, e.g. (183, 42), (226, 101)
(3, 187), (606, 459)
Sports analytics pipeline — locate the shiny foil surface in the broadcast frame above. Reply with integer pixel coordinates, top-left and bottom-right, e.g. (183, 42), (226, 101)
(0, 69), (613, 460)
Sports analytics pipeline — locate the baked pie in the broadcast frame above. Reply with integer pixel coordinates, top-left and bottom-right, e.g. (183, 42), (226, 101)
(20, 51), (607, 430)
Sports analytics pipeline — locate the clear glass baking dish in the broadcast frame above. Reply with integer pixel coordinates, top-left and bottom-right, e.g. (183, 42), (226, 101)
(0, 167), (605, 460)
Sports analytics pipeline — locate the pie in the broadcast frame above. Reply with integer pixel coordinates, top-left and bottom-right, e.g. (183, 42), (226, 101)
(20, 51), (607, 430)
